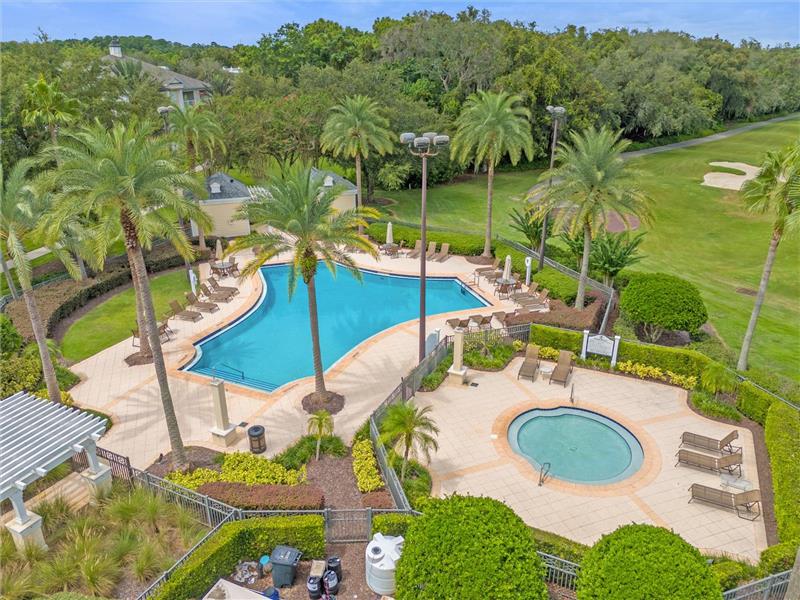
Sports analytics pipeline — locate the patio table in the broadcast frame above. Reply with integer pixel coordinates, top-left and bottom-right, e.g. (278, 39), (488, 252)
(721, 473), (753, 491)
(210, 261), (233, 277)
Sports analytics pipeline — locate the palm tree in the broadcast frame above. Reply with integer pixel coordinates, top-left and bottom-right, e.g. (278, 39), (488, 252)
(307, 410), (333, 460)
(736, 140), (800, 371)
(40, 119), (208, 468)
(0, 160), (78, 403)
(509, 206), (543, 251)
(532, 127), (652, 309)
(320, 95), (394, 234)
(110, 59), (154, 91)
(452, 91), (534, 258)
(22, 74), (80, 145)
(226, 168), (377, 401)
(380, 400), (439, 481)
(168, 104), (226, 251)
(590, 231), (646, 287)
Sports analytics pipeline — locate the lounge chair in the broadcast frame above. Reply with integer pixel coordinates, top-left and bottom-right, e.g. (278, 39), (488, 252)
(496, 283), (513, 299)
(185, 292), (219, 313)
(511, 282), (538, 299)
(131, 322), (172, 347)
(675, 449), (743, 477)
(433, 243), (450, 262)
(406, 240), (423, 259)
(473, 259), (500, 282)
(518, 289), (549, 310)
(425, 241), (437, 259)
(688, 484), (761, 520)
(681, 430), (740, 455)
(168, 300), (203, 322)
(492, 311), (507, 327)
(227, 260), (241, 277)
(550, 350), (574, 387)
(446, 317), (470, 330)
(200, 283), (233, 303)
(469, 314), (492, 330)
(209, 277), (239, 296)
(517, 344), (541, 381)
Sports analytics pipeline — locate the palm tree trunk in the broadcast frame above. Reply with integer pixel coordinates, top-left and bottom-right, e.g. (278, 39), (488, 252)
(737, 230), (780, 371)
(0, 246), (19, 299)
(49, 124), (57, 145)
(188, 138), (207, 252)
(315, 435), (321, 460)
(482, 162), (495, 258)
(127, 249), (152, 357)
(355, 154), (364, 235)
(401, 445), (409, 481)
(22, 285), (61, 403)
(121, 210), (187, 467)
(306, 274), (327, 395)
(75, 253), (87, 281)
(575, 222), (592, 310)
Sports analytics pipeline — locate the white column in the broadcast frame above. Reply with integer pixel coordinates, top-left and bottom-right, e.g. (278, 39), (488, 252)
(78, 439), (112, 502)
(611, 335), (621, 368)
(5, 488), (47, 550)
(581, 330), (590, 359)
(447, 329), (468, 384)
(209, 379), (237, 447)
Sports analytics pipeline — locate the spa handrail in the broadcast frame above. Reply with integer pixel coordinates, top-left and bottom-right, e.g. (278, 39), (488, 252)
(539, 462), (551, 486)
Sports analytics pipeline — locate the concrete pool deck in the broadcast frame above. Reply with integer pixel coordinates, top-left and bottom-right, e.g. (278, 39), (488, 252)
(416, 360), (768, 562)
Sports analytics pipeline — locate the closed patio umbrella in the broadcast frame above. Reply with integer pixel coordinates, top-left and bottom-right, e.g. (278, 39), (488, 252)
(386, 222), (394, 245)
(215, 238), (224, 261)
(502, 255), (512, 281)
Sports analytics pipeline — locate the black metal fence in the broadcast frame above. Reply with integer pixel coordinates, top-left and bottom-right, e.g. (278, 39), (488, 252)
(71, 446), (134, 482)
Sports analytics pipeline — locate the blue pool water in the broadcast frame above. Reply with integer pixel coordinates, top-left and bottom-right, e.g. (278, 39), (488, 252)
(185, 264), (487, 391)
(508, 407), (643, 485)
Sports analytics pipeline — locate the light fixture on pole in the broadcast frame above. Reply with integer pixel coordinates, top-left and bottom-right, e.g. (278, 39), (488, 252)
(401, 131), (450, 363)
(537, 105), (566, 272)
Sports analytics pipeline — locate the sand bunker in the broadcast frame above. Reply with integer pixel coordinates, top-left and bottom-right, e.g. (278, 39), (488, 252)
(702, 161), (760, 191)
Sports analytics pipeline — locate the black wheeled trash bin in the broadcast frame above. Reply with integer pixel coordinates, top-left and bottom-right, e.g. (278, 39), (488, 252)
(271, 545), (301, 587)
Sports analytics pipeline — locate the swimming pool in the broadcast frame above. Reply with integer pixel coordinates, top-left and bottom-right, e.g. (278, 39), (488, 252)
(185, 264), (487, 391)
(507, 407), (644, 485)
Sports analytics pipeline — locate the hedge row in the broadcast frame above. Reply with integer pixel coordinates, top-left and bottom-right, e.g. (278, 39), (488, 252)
(166, 452), (306, 489)
(372, 512), (415, 537)
(197, 482), (325, 510)
(736, 381), (776, 425)
(368, 222), (489, 256)
(154, 515), (325, 600)
(352, 439), (384, 493)
(764, 402), (800, 549)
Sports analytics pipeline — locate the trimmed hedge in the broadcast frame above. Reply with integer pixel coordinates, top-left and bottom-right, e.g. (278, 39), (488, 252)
(710, 559), (757, 590)
(736, 381), (775, 425)
(764, 402), (800, 547)
(166, 452), (305, 489)
(197, 482), (325, 510)
(368, 222), (489, 256)
(154, 515), (325, 600)
(532, 268), (580, 305)
(352, 439), (384, 493)
(616, 340), (712, 378)
(759, 541), (798, 575)
(577, 524), (722, 600)
(530, 526), (589, 564)
(372, 513), (415, 537)
(395, 496), (548, 600)
(529, 324), (583, 354)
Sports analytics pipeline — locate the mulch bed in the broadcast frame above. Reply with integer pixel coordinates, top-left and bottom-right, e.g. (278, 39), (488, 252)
(465, 255), (495, 265)
(306, 456), (363, 509)
(145, 445), (222, 477)
(302, 391), (345, 415)
(124, 350), (154, 366)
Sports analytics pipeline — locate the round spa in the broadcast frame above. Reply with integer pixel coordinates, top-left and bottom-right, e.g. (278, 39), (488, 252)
(507, 407), (644, 485)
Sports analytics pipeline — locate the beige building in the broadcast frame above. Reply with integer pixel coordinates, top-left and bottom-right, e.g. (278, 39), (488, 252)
(190, 173), (251, 239)
(312, 167), (357, 212)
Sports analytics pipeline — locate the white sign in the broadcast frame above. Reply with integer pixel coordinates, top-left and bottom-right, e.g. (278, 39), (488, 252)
(581, 330), (622, 367)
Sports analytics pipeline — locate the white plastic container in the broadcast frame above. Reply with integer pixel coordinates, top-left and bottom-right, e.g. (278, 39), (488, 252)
(365, 532), (404, 595)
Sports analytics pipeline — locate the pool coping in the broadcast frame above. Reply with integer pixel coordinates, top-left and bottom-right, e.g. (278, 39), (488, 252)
(166, 258), (500, 400)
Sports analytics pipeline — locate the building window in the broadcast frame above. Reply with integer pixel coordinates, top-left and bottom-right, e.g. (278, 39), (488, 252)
(183, 91), (196, 106)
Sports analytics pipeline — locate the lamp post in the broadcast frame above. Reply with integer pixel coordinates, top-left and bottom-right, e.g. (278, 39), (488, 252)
(401, 131), (450, 363)
(157, 105), (193, 285)
(537, 105), (566, 272)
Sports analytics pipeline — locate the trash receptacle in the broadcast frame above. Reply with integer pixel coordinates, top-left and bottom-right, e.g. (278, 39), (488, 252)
(326, 556), (342, 582)
(248, 425), (266, 454)
(306, 575), (322, 599)
(323, 569), (340, 594)
(271, 545), (301, 588)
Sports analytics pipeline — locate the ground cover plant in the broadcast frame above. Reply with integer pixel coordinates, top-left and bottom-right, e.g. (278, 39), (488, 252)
(166, 451), (305, 489)
(352, 439), (384, 493)
(272, 434), (346, 470)
(196, 481), (325, 510)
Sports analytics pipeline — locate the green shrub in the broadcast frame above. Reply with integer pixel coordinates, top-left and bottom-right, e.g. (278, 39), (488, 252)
(197, 482), (325, 510)
(368, 222), (488, 256)
(0, 355), (45, 396)
(0, 314), (23, 355)
(690, 390), (742, 422)
(387, 452), (432, 509)
(616, 341), (712, 378)
(619, 273), (708, 341)
(463, 340), (515, 370)
(154, 515), (325, 600)
(759, 541), (797, 574)
(529, 324), (583, 354)
(530, 527), (589, 563)
(273, 435), (346, 470)
(765, 402), (800, 546)
(532, 268), (579, 304)
(419, 351), (453, 391)
(615, 360), (698, 389)
(577, 524), (722, 600)
(372, 513), (416, 537)
(166, 452), (305, 490)
(352, 439), (384, 493)
(710, 559), (757, 590)
(55, 364), (81, 390)
(736, 381), (775, 425)
(352, 419), (371, 445)
(395, 496), (548, 600)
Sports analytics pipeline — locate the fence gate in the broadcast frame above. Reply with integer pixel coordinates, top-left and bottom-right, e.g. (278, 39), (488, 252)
(326, 509), (371, 543)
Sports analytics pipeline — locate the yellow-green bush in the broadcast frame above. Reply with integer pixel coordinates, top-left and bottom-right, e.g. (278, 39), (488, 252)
(615, 360), (697, 389)
(352, 439), (384, 493)
(166, 452), (305, 490)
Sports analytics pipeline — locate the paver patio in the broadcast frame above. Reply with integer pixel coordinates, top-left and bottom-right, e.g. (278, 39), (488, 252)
(416, 361), (768, 562)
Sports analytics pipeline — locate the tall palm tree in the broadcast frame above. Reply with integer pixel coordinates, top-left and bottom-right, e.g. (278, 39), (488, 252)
(452, 91), (534, 258)
(0, 160), (78, 403)
(227, 168), (377, 401)
(320, 95), (394, 234)
(168, 103), (226, 251)
(40, 119), (209, 468)
(736, 140), (800, 370)
(590, 231), (646, 287)
(380, 400), (439, 481)
(22, 74), (80, 145)
(307, 410), (333, 460)
(532, 127), (652, 309)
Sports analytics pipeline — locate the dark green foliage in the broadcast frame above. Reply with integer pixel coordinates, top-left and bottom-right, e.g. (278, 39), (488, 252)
(735, 381), (775, 424)
(0, 314), (23, 355)
(273, 434), (346, 470)
(372, 513), (416, 537)
(530, 527), (589, 563)
(367, 222), (489, 256)
(395, 496), (548, 600)
(463, 340), (516, 370)
(420, 351), (453, 391)
(197, 482), (325, 510)
(0, 354), (43, 396)
(528, 324), (584, 354)
(690, 390), (742, 422)
(710, 559), (757, 590)
(577, 524), (723, 600)
(759, 541), (797, 574)
(154, 516), (325, 600)
(764, 402), (800, 546)
(352, 419), (371, 444)
(55, 364), (80, 390)
(619, 273), (708, 340)
(387, 452), (432, 509)
(532, 268), (579, 304)
(616, 341), (712, 378)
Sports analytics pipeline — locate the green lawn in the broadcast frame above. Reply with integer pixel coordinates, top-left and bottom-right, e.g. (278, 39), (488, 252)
(379, 169), (543, 237)
(381, 119), (800, 380)
(61, 270), (191, 362)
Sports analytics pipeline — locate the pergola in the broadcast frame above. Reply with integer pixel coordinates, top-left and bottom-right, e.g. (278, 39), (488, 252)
(1, 391), (108, 547)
